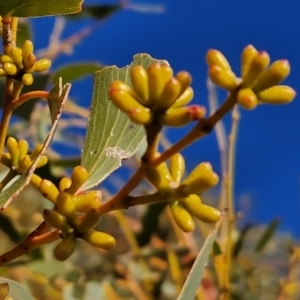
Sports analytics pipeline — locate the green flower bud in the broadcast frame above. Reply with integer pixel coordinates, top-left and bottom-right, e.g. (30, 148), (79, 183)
(53, 234), (76, 261)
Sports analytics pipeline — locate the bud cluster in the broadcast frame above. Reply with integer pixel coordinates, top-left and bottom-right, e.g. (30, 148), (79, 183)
(206, 45), (296, 109)
(34, 166), (115, 261)
(145, 153), (221, 232)
(0, 137), (47, 173)
(109, 63), (206, 126)
(0, 40), (51, 85)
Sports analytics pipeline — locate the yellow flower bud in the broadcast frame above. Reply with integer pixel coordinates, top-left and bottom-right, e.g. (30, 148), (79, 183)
(127, 106), (153, 125)
(251, 59), (290, 92)
(24, 53), (36, 71)
(159, 105), (206, 127)
(43, 209), (71, 232)
(16, 155), (31, 173)
(241, 44), (258, 78)
(22, 40), (34, 62)
(0, 68), (6, 76)
(147, 63), (173, 106)
(109, 89), (148, 114)
(6, 137), (19, 166)
(109, 80), (131, 92)
(170, 87), (194, 108)
(77, 209), (100, 232)
(0, 54), (13, 64)
(3, 62), (18, 75)
(169, 201), (195, 232)
(242, 51), (270, 87)
(66, 165), (89, 195)
(39, 179), (59, 204)
(206, 49), (231, 71)
(82, 230), (116, 250)
(56, 192), (76, 220)
(22, 73), (33, 86)
(179, 162), (219, 196)
(10, 47), (23, 69)
(257, 85), (296, 104)
(18, 139), (28, 161)
(237, 88), (258, 110)
(131, 65), (149, 104)
(59, 177), (72, 192)
(53, 234), (76, 261)
(153, 78), (182, 112)
(145, 164), (174, 195)
(36, 155), (48, 168)
(208, 65), (238, 91)
(182, 194), (221, 223)
(170, 153), (185, 185)
(31, 58), (51, 72)
(30, 173), (42, 188)
(73, 190), (102, 212)
(175, 71), (192, 94)
(30, 144), (43, 161)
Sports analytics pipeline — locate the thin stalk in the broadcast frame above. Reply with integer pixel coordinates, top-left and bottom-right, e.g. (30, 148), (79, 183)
(219, 105), (240, 300)
(11, 91), (49, 109)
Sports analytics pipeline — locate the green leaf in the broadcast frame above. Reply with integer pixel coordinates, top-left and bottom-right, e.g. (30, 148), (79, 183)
(16, 20), (32, 47)
(0, 81), (71, 209)
(0, 0), (83, 17)
(52, 63), (103, 84)
(0, 277), (33, 300)
(66, 4), (121, 19)
(254, 219), (280, 253)
(177, 216), (222, 300)
(81, 53), (168, 190)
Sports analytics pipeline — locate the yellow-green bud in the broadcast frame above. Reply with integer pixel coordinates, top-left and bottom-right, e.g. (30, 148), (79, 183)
(251, 59), (290, 92)
(206, 49), (231, 71)
(257, 85), (296, 104)
(241, 44), (258, 79)
(169, 201), (195, 232)
(32, 58), (51, 72)
(22, 73), (33, 86)
(170, 87), (194, 108)
(6, 137), (19, 166)
(182, 194), (221, 223)
(237, 88), (258, 110)
(131, 65), (149, 104)
(82, 230), (116, 250)
(208, 65), (238, 91)
(170, 153), (185, 185)
(179, 162), (219, 196)
(43, 209), (72, 233)
(53, 234), (76, 261)
(3, 62), (18, 75)
(56, 192), (76, 220)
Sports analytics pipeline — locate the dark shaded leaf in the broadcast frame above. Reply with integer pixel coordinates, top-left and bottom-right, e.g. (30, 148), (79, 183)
(52, 63), (103, 84)
(254, 219), (280, 253)
(0, 0), (83, 17)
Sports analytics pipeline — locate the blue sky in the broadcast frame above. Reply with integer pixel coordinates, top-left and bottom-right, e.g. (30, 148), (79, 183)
(32, 0), (300, 236)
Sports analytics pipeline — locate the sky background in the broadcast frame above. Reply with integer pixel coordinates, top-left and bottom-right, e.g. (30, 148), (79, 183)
(31, 0), (300, 237)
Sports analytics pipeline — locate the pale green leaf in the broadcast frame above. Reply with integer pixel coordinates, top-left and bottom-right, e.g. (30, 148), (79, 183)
(81, 54), (168, 190)
(0, 0), (83, 17)
(177, 216), (223, 300)
(0, 277), (33, 300)
(52, 63), (103, 84)
(0, 81), (71, 209)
